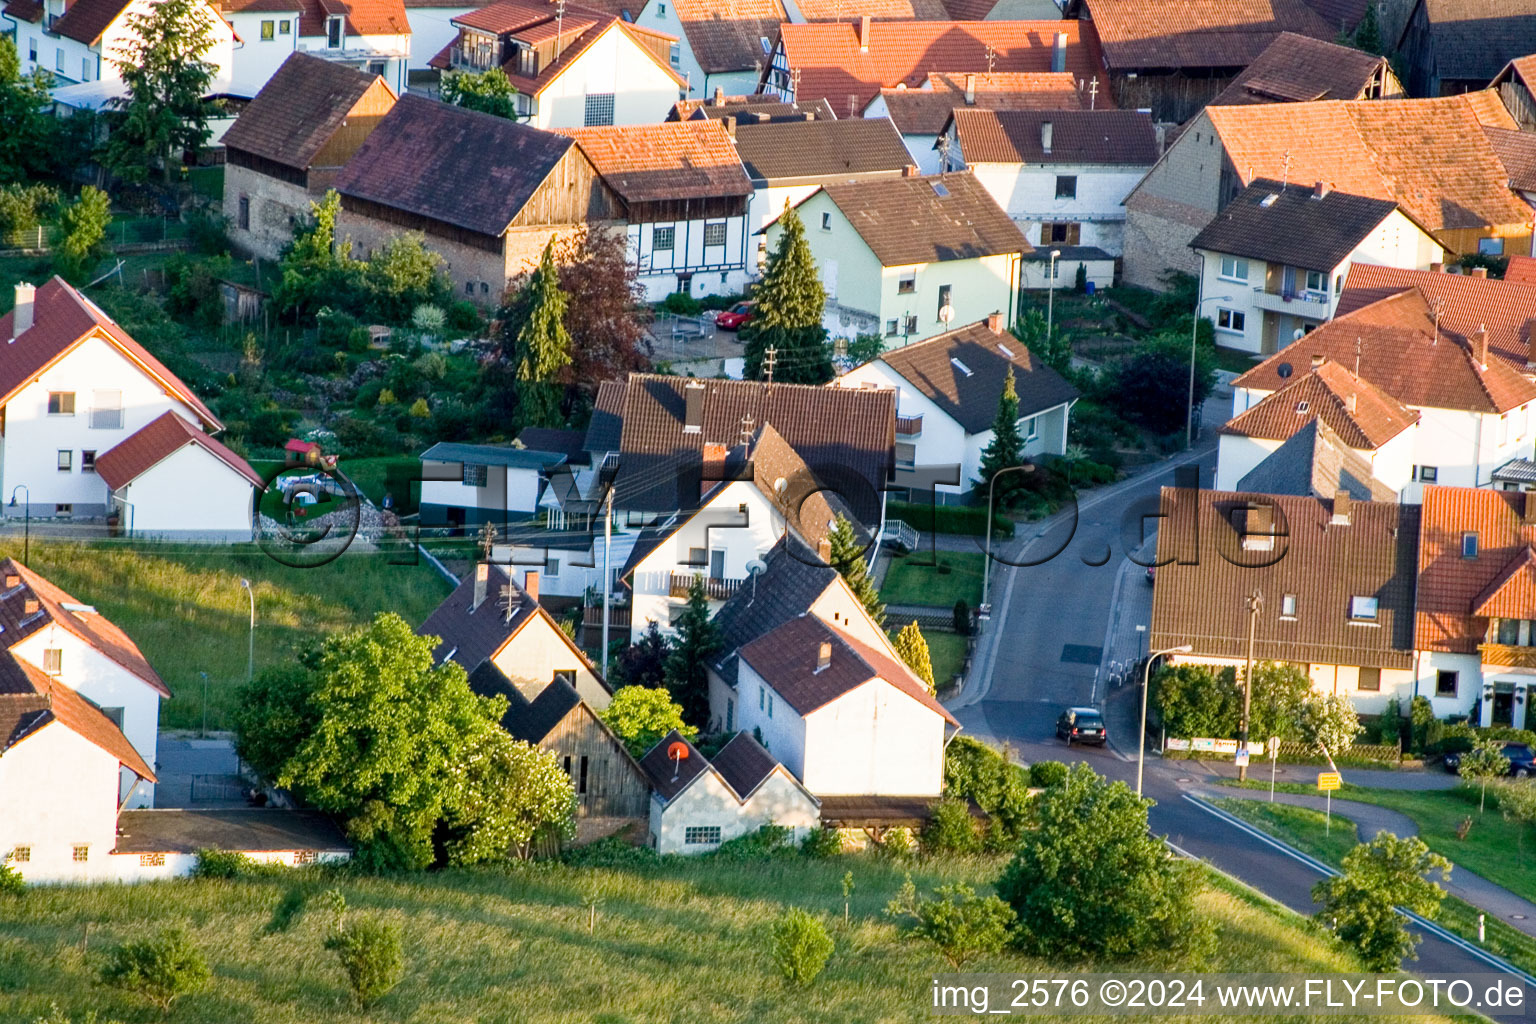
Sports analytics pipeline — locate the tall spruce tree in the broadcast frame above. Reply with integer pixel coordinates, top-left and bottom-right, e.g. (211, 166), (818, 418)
(514, 238), (572, 428)
(893, 620), (936, 694)
(663, 576), (720, 727)
(976, 367), (1026, 505)
(742, 202), (833, 384)
(1353, 0), (1382, 54)
(827, 515), (884, 624)
(106, 0), (217, 184)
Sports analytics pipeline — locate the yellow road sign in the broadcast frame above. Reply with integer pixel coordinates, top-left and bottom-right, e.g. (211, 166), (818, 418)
(1317, 772), (1342, 791)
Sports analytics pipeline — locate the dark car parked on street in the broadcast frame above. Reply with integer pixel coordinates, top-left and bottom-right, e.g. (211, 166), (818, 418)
(1056, 707), (1107, 747)
(1443, 741), (1536, 776)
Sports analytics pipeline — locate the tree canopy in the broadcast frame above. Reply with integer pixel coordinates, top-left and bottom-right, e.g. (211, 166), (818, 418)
(0, 37), (58, 184)
(599, 685), (696, 758)
(742, 202), (832, 384)
(1313, 833), (1449, 971)
(976, 366), (1027, 504)
(663, 576), (721, 727)
(441, 68), (520, 120)
(827, 514), (883, 624)
(892, 620), (935, 694)
(513, 238), (573, 428)
(105, 0), (218, 183)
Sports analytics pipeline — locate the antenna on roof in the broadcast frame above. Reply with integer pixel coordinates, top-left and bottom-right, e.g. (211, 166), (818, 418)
(554, 0), (567, 62)
(1355, 336), (1362, 379)
(937, 132), (951, 173)
(763, 345), (777, 389)
(1431, 296), (1444, 346)
(745, 556), (767, 606)
(738, 413), (756, 446)
(985, 42), (997, 74)
(1087, 75), (1099, 110)
(667, 739), (690, 780)
(499, 583), (519, 624)
(1280, 149), (1292, 191)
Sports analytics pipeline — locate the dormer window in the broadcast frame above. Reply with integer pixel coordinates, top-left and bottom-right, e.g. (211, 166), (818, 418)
(1462, 532), (1479, 559)
(327, 15), (343, 48)
(1235, 503), (1275, 552)
(516, 43), (537, 77)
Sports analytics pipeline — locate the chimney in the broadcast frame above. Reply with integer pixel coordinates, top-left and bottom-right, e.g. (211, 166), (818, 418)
(1430, 261), (1444, 274)
(702, 442), (727, 496)
(3, 573), (16, 589)
(964, 72), (976, 104)
(683, 379), (705, 433)
(986, 310), (1003, 333)
(1470, 266), (1489, 279)
(1474, 324), (1489, 368)
(712, 85), (725, 107)
(1310, 353), (1325, 368)
(1346, 391), (1357, 414)
(815, 640), (832, 672)
(1040, 120), (1053, 154)
(723, 114), (736, 139)
(1051, 31), (1067, 73)
(1312, 180), (1331, 200)
(1331, 491), (1352, 526)
(472, 561), (489, 611)
(857, 14), (870, 52)
(523, 569), (539, 603)
(11, 282), (34, 339)
(902, 164), (920, 177)
(817, 536), (832, 563)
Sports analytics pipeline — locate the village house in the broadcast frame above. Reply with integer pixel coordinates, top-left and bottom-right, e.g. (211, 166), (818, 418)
(669, 92), (835, 123)
(429, 0), (685, 128)
(869, 72), (1097, 176)
(760, 19), (1107, 119)
(835, 314), (1078, 499)
(2, 0), (235, 88)
(1205, 31), (1402, 109)
(1230, 288), (1536, 502)
(333, 94), (623, 305)
(557, 120), (754, 302)
(639, 729), (819, 854)
(1061, 0), (1356, 122)
(214, 0), (411, 95)
(767, 171), (1029, 344)
(732, 115), (912, 241)
(629, 0), (786, 100)
(1122, 94), (1534, 292)
(1151, 487), (1421, 719)
(944, 107), (1156, 263)
(0, 278), (259, 534)
(1392, 0), (1536, 98)
(417, 440), (569, 527)
(1189, 179), (1448, 356)
(223, 53), (397, 261)
(1227, 416), (1402, 505)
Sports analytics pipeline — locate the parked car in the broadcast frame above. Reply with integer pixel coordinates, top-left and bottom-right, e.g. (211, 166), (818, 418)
(1443, 741), (1536, 776)
(1055, 707), (1107, 747)
(714, 301), (755, 330)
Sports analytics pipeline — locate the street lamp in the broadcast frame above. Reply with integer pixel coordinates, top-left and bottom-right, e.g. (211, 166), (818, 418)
(1045, 249), (1062, 352)
(1139, 644), (1192, 797)
(980, 463), (1036, 614)
(7, 484), (29, 565)
(239, 578), (255, 685)
(1186, 293), (1234, 450)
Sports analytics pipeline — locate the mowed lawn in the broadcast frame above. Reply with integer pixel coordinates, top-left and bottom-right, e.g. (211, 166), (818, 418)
(879, 551), (986, 608)
(885, 627), (968, 688)
(7, 540), (452, 731)
(0, 854), (1411, 1024)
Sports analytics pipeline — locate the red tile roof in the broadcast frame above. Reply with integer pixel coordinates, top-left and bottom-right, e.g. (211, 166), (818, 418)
(51, 0), (131, 44)
(1508, 255), (1536, 286)
(0, 277), (219, 430)
(1065, 0), (1338, 70)
(670, 0), (786, 75)
(1485, 125), (1536, 192)
(878, 71), (1097, 135)
(1417, 487), (1536, 652)
(1337, 264), (1536, 370)
(559, 121), (751, 203)
(94, 411), (264, 491)
(0, 660), (156, 781)
(298, 0), (410, 37)
(1, 0), (42, 22)
(775, 19), (1105, 115)
(1235, 289), (1536, 415)
(1220, 360), (1418, 449)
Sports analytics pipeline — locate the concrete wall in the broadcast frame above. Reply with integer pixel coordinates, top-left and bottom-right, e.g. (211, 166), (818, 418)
(114, 442), (254, 538)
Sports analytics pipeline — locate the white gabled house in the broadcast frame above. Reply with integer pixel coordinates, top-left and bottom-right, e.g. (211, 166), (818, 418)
(2, 0), (235, 87)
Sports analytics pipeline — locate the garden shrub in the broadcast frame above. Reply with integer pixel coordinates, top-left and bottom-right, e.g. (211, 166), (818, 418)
(0, 859), (23, 896)
(325, 916), (404, 1008)
(562, 836), (662, 869)
(192, 848), (259, 878)
(770, 908), (833, 987)
(1028, 760), (1069, 788)
(800, 827), (844, 858)
(885, 500), (1014, 539)
(953, 599), (971, 637)
(714, 823), (794, 861)
(661, 291), (701, 315)
(921, 796), (981, 854)
(101, 928), (211, 1013)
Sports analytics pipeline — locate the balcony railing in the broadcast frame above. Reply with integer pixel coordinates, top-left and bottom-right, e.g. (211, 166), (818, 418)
(1251, 287), (1329, 319)
(1479, 643), (1536, 669)
(896, 415), (923, 437)
(669, 573), (743, 600)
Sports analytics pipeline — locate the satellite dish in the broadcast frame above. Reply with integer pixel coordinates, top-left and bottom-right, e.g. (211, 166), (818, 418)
(745, 558), (768, 576)
(1292, 328), (1306, 342)
(938, 304), (955, 324)
(774, 477), (788, 494)
(667, 741), (690, 761)
(1277, 362), (1294, 380)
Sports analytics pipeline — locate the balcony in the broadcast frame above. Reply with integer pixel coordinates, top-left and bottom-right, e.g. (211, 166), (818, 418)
(1250, 287), (1329, 319)
(896, 414), (923, 438)
(1479, 643), (1536, 669)
(669, 573), (743, 600)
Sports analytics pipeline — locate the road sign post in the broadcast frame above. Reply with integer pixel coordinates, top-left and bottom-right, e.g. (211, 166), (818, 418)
(1317, 771), (1342, 834)
(1268, 736), (1280, 802)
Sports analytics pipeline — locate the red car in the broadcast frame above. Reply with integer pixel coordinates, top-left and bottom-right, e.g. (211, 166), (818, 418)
(714, 301), (755, 330)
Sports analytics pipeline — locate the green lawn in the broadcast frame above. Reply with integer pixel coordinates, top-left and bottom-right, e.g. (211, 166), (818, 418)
(1213, 797), (1536, 977)
(880, 551), (985, 608)
(0, 851), (1417, 1024)
(1212, 345), (1263, 375)
(10, 540), (451, 731)
(886, 628), (968, 689)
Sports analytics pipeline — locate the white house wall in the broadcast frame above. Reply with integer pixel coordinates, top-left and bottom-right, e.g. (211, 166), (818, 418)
(631, 216), (750, 302)
(1214, 433), (1281, 491)
(488, 610), (611, 710)
(966, 159), (1147, 256)
(295, 33), (410, 95)
(11, 0), (236, 85)
(0, 722), (122, 883)
(529, 23), (680, 130)
(650, 766), (815, 854)
(113, 442), (255, 539)
(628, 0), (765, 102)
(734, 658), (809, 776)
(402, 5), (474, 69)
(801, 676), (944, 795)
(226, 9), (300, 94)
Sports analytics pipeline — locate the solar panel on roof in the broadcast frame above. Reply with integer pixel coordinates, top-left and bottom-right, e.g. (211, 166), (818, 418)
(932, 181), (949, 197)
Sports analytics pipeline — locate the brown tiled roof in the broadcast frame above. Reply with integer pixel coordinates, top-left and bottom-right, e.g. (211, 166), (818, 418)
(1220, 360), (1417, 449)
(1, 0), (42, 22)
(1204, 95), (1530, 236)
(814, 171), (1030, 266)
(1151, 488), (1419, 669)
(1301, 0), (1366, 29)
(775, 19), (1106, 115)
(877, 71), (1094, 135)
(1411, 0), (1536, 85)
(1486, 126), (1536, 193)
(0, 558), (168, 697)
(636, 728), (709, 801)
(94, 411), (264, 491)
(740, 612), (960, 723)
(670, 96), (836, 122)
(1234, 417), (1400, 502)
(1496, 53), (1536, 92)
(873, 318), (1078, 433)
(51, 0), (130, 43)
(748, 423), (857, 552)
(0, 277), (219, 429)
(1417, 487), (1536, 652)
(223, 53), (391, 171)
(560, 121), (750, 204)
(1336, 264), (1536, 370)
(468, 662), (580, 741)
(335, 94), (577, 238)
(733, 117), (911, 184)
(584, 379), (627, 453)
(709, 731), (783, 799)
(795, 0), (947, 19)
(671, 0), (785, 74)
(1065, 0), (1337, 70)
(298, 0), (410, 37)
(949, 108), (1157, 165)
(0, 661), (156, 781)
(1234, 289), (1536, 415)
(214, 0), (303, 13)
(1189, 178), (1420, 274)
(1207, 31), (1389, 105)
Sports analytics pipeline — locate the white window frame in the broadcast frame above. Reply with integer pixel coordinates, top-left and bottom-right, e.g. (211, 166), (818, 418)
(653, 225), (675, 251)
(1280, 593), (1297, 618)
(1216, 308), (1246, 334)
(1350, 595), (1379, 621)
(684, 826), (722, 845)
(1218, 256), (1249, 283)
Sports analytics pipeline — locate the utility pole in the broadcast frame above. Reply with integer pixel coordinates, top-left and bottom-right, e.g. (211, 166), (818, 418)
(1238, 588), (1262, 782)
(600, 484), (614, 678)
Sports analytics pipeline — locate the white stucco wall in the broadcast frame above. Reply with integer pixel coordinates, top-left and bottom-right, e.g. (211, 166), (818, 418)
(528, 23), (681, 130)
(650, 765), (817, 854)
(295, 32), (410, 95)
(735, 658), (809, 774)
(802, 677), (945, 795)
(12, 0), (236, 85)
(226, 9), (300, 95)
(402, 4), (474, 69)
(420, 460), (543, 517)
(965, 159), (1148, 256)
(487, 606), (610, 710)
(112, 442), (255, 538)
(0, 722), (122, 883)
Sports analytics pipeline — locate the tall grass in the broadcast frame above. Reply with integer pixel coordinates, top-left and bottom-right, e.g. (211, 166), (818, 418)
(5, 540), (451, 730)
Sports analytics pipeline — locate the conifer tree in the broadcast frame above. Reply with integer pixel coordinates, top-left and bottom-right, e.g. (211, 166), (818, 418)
(827, 515), (884, 625)
(514, 238), (572, 427)
(1353, 0), (1382, 54)
(106, 0), (217, 184)
(976, 367), (1026, 506)
(893, 620), (935, 694)
(663, 576), (720, 727)
(743, 202), (833, 384)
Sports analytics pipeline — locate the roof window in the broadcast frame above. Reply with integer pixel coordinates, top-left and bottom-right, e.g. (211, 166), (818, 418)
(1259, 193), (1278, 208)
(950, 357), (972, 377)
(996, 343), (1014, 357)
(1295, 400), (1309, 414)
(931, 181), (950, 198)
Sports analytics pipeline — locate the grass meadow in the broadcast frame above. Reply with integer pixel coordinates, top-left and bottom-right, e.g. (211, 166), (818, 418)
(7, 540), (451, 730)
(0, 851), (1427, 1024)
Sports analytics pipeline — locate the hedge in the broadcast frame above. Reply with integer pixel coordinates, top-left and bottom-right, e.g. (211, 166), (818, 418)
(887, 500), (1014, 539)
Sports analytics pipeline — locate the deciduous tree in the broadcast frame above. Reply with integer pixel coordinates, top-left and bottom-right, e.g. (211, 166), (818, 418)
(0, 37), (57, 184)
(53, 186), (112, 283)
(901, 883), (1016, 969)
(1246, 661), (1311, 744)
(274, 190), (358, 321)
(105, 0), (218, 183)
(101, 928), (210, 1013)
(1459, 739), (1510, 814)
(1299, 692), (1363, 769)
(742, 202), (832, 384)
(613, 621), (671, 689)
(439, 735), (575, 862)
(1152, 663), (1239, 740)
(598, 685), (696, 758)
(1313, 832), (1449, 970)
(440, 68), (519, 119)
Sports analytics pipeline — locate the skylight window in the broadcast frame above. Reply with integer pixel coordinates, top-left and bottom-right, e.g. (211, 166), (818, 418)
(996, 343), (1014, 357)
(932, 181), (950, 198)
(1295, 400), (1309, 413)
(1259, 194), (1278, 207)
(950, 357), (972, 377)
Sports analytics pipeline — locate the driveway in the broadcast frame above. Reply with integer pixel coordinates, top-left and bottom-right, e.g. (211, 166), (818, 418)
(155, 734), (248, 808)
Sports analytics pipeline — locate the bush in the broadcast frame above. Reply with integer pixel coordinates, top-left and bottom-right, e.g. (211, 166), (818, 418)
(943, 737), (1032, 847)
(908, 883), (1017, 969)
(885, 499), (1014, 539)
(101, 928), (211, 1013)
(447, 300), (482, 333)
(562, 836), (663, 869)
(0, 858), (23, 895)
(317, 307), (361, 349)
(191, 847), (262, 878)
(800, 827), (844, 858)
(770, 908), (833, 987)
(661, 291), (701, 315)
(922, 796), (981, 854)
(185, 207), (230, 255)
(1028, 760), (1069, 788)
(952, 599), (971, 637)
(325, 916), (405, 1008)
(714, 823), (794, 861)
